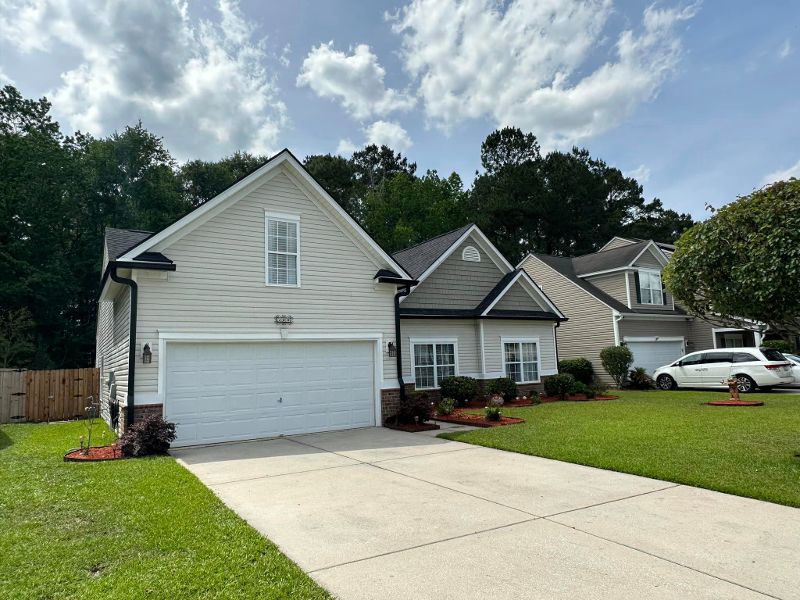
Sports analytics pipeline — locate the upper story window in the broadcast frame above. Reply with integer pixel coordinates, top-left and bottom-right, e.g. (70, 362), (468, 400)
(461, 245), (481, 262)
(638, 269), (663, 305)
(266, 213), (300, 286)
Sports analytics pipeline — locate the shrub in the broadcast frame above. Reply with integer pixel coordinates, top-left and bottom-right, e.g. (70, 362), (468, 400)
(571, 381), (591, 397)
(544, 373), (577, 400)
(484, 404), (502, 421)
(118, 414), (177, 457)
(439, 376), (479, 405)
(627, 367), (655, 390)
(557, 358), (594, 384)
(395, 391), (434, 424)
(588, 383), (608, 398)
(600, 345), (634, 387)
(437, 397), (456, 416)
(762, 339), (792, 353)
(485, 377), (518, 400)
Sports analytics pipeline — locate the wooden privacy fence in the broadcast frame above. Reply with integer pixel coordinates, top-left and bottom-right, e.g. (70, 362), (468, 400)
(0, 368), (100, 424)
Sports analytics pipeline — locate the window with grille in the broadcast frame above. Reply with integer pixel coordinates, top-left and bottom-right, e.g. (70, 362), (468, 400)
(503, 340), (539, 383)
(266, 215), (299, 286)
(412, 342), (456, 389)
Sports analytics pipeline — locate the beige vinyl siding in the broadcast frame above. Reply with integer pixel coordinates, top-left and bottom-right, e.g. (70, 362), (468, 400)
(492, 280), (547, 311)
(620, 318), (690, 340)
(632, 247), (663, 268)
(401, 319), (481, 380)
(520, 255), (617, 384)
(133, 167), (397, 401)
(601, 237), (636, 251)
(584, 272), (629, 307)
(687, 317), (717, 352)
(95, 287), (130, 425)
(482, 320), (557, 380)
(402, 236), (508, 310)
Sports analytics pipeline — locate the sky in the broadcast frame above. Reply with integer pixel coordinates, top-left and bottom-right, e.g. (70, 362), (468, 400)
(1, 0), (798, 219)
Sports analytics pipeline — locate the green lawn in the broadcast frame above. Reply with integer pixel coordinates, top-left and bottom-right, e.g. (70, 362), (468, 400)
(0, 421), (331, 600)
(440, 390), (800, 507)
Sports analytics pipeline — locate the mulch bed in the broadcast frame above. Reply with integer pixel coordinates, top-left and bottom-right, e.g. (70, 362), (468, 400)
(539, 394), (619, 403)
(64, 444), (125, 462)
(384, 422), (440, 432)
(706, 400), (764, 407)
(464, 398), (534, 408)
(434, 411), (525, 428)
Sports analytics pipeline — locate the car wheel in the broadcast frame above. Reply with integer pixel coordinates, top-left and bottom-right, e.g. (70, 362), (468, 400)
(735, 374), (756, 393)
(656, 374), (677, 390)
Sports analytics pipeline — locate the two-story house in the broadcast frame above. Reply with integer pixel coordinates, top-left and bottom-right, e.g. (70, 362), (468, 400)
(520, 236), (760, 383)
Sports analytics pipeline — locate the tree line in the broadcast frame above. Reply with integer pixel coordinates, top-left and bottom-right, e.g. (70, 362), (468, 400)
(0, 85), (693, 368)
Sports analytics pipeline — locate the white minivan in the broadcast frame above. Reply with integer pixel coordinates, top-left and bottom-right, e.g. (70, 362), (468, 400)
(653, 347), (795, 392)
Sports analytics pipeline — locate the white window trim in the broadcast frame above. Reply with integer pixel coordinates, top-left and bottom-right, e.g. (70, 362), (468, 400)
(265, 211), (301, 287)
(409, 337), (459, 389)
(501, 336), (541, 384)
(638, 268), (663, 305)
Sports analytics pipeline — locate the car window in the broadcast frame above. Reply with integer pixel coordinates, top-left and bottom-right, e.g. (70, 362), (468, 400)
(761, 348), (786, 361)
(787, 354), (800, 365)
(680, 353), (704, 366)
(732, 352), (758, 363)
(702, 352), (732, 364)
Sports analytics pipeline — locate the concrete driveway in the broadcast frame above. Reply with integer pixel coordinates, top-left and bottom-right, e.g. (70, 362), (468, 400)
(173, 426), (799, 600)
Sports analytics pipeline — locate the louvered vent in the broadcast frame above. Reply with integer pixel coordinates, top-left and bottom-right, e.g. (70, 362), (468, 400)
(462, 246), (481, 262)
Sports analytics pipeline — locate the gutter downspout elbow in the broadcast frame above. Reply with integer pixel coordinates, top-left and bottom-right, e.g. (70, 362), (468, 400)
(109, 265), (138, 429)
(394, 284), (412, 403)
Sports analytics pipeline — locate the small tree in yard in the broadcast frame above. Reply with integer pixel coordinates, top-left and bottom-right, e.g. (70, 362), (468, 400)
(664, 179), (800, 342)
(600, 345), (634, 387)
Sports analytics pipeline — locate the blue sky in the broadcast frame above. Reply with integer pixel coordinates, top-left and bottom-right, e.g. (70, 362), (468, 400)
(1, 0), (798, 219)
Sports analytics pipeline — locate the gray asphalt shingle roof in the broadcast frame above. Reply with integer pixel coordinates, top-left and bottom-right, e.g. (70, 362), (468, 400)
(105, 227), (153, 259)
(571, 241), (650, 275)
(391, 224), (473, 279)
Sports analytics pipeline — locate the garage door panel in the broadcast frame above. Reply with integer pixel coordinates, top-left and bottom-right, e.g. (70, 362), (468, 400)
(166, 341), (376, 446)
(627, 340), (684, 375)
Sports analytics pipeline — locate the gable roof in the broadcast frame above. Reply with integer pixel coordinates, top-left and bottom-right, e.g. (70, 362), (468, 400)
(391, 224), (474, 279)
(528, 252), (686, 316)
(113, 148), (411, 279)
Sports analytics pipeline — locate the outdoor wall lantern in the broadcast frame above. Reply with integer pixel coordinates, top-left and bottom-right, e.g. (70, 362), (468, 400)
(387, 341), (397, 357)
(142, 343), (152, 364)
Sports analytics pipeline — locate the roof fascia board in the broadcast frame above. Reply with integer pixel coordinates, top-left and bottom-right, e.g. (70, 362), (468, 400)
(480, 271), (565, 319)
(481, 271), (523, 315)
(629, 240), (670, 269)
(619, 313), (690, 321)
(578, 266), (630, 278)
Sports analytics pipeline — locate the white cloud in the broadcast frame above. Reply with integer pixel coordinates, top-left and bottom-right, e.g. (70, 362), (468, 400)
(391, 0), (696, 149)
(761, 158), (800, 185)
(297, 42), (415, 120)
(336, 138), (358, 155)
(0, 67), (14, 85)
(0, 0), (287, 160)
(779, 38), (792, 59)
(625, 164), (651, 184)
(364, 120), (412, 152)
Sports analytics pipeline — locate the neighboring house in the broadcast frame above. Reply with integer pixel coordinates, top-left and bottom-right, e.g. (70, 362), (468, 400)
(96, 149), (421, 447)
(520, 237), (760, 383)
(390, 224), (566, 406)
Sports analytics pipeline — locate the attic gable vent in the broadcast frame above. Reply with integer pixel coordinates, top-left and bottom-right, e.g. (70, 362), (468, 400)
(462, 245), (481, 262)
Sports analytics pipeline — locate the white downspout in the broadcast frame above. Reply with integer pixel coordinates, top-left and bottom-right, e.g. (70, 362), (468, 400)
(612, 311), (623, 346)
(478, 320), (487, 378)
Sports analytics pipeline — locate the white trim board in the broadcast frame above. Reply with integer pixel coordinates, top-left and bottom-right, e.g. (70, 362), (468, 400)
(481, 270), (566, 319)
(408, 337), (460, 390)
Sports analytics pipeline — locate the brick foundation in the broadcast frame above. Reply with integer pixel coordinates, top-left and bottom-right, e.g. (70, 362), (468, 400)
(117, 403), (164, 432)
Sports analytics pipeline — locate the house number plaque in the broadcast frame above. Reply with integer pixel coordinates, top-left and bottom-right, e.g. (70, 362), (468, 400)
(274, 314), (294, 325)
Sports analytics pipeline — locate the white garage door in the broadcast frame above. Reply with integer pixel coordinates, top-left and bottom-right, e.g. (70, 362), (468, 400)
(166, 341), (375, 446)
(626, 340), (684, 375)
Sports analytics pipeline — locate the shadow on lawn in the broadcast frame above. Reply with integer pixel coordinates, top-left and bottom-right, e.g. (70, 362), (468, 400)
(0, 428), (13, 450)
